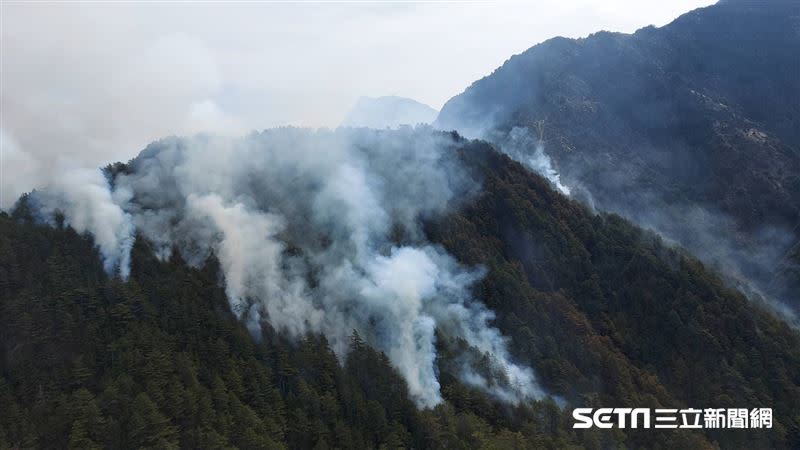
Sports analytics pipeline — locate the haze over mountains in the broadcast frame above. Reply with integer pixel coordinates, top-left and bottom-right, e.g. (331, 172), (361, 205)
(341, 96), (438, 129)
(437, 0), (800, 320)
(2, 1), (800, 449)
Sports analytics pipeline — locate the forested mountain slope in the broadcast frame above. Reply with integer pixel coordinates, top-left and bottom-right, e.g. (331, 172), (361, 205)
(436, 0), (800, 317)
(2, 137), (799, 449)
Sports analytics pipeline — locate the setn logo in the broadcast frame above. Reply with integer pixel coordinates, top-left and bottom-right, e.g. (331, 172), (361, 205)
(572, 407), (772, 429)
(573, 408), (650, 429)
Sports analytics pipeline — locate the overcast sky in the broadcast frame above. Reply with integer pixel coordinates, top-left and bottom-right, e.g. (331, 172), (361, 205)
(1, 0), (715, 208)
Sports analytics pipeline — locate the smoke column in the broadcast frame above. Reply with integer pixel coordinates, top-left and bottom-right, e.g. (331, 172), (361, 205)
(31, 126), (545, 408)
(31, 167), (134, 279)
(440, 123), (571, 196)
(497, 126), (570, 195)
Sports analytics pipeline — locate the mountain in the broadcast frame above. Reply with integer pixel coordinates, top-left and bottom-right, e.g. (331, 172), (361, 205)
(436, 0), (800, 318)
(341, 96), (438, 128)
(4, 1), (800, 449)
(2, 130), (800, 448)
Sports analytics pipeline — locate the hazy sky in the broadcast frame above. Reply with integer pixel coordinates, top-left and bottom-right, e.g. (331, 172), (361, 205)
(1, 0), (715, 208)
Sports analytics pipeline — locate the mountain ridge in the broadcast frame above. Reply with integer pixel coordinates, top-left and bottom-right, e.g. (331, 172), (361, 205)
(341, 96), (438, 129)
(3, 1), (800, 448)
(436, 0), (800, 318)
(3, 131), (799, 448)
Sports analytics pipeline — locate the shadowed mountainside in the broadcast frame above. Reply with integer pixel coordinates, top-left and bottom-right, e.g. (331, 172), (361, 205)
(436, 0), (800, 317)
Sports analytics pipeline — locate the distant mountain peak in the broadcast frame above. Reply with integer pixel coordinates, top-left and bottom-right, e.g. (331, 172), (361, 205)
(341, 95), (438, 129)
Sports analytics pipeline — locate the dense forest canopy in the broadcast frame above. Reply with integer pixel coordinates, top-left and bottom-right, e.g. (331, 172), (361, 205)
(2, 132), (799, 449)
(3, 0), (800, 448)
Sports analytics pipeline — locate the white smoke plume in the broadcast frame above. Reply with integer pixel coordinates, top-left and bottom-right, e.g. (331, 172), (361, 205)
(30, 167), (134, 279)
(433, 120), (571, 197)
(497, 126), (571, 195)
(30, 126), (544, 408)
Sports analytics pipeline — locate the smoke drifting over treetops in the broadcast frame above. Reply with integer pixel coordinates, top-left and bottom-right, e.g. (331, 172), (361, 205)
(31, 167), (135, 279)
(442, 114), (800, 324)
(495, 127), (570, 196)
(28, 126), (544, 408)
(433, 114), (571, 198)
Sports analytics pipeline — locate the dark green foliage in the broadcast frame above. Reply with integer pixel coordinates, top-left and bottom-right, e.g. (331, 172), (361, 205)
(429, 145), (800, 449)
(0, 216), (285, 449)
(1, 140), (799, 449)
(0, 209), (580, 449)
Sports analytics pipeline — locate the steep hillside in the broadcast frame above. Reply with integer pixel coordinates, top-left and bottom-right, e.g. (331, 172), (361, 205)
(0, 203), (573, 450)
(3, 135), (799, 448)
(434, 142), (800, 448)
(436, 0), (800, 316)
